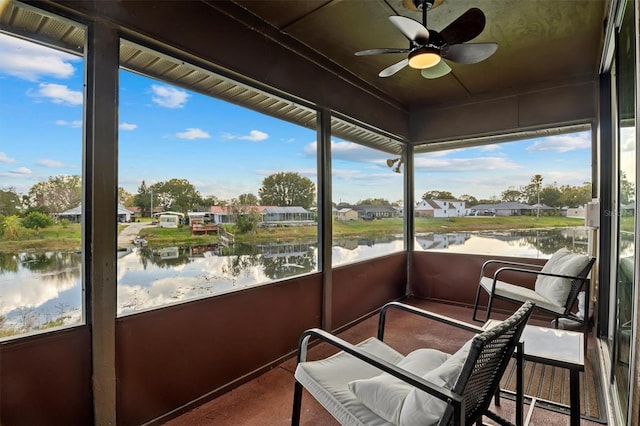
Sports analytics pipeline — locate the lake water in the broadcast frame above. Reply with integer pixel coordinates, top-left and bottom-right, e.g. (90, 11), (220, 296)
(0, 227), (592, 338)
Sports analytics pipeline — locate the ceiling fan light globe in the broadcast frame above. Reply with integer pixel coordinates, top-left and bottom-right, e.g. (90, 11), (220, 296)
(408, 48), (441, 69)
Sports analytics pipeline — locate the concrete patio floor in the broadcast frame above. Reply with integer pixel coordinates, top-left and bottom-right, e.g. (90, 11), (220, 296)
(164, 299), (607, 426)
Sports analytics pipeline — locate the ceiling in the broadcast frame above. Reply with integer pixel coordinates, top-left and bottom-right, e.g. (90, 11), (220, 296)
(228, 0), (607, 111)
(2, 0), (609, 152)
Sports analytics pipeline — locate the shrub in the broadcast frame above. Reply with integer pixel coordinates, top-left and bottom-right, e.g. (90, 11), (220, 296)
(235, 211), (260, 234)
(0, 215), (21, 240)
(22, 211), (54, 231)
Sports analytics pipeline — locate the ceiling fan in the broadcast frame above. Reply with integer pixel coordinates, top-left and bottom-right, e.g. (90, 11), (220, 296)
(355, 0), (497, 79)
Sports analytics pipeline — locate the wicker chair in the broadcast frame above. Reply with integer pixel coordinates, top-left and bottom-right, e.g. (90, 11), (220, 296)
(291, 300), (534, 426)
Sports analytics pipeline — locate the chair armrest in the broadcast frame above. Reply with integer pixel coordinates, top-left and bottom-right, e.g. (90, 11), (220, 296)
(493, 266), (588, 283)
(377, 301), (484, 341)
(297, 328), (464, 412)
(480, 259), (542, 279)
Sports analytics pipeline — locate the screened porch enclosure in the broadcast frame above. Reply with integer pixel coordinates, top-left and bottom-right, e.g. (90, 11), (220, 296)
(0, 1), (636, 425)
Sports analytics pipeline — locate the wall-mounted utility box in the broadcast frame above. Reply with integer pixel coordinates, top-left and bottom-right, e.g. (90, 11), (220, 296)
(585, 200), (600, 228)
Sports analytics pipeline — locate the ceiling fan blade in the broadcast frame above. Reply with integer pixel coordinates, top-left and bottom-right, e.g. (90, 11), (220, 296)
(379, 58), (409, 77)
(421, 60), (451, 79)
(440, 8), (486, 45)
(355, 48), (410, 56)
(442, 42), (498, 64)
(389, 16), (429, 44)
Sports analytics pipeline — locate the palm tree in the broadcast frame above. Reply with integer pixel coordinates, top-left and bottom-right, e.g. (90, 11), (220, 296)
(531, 174), (543, 219)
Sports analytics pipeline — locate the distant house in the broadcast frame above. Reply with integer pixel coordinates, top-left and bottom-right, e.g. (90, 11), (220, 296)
(336, 208), (358, 221)
(262, 206), (314, 226)
(470, 202), (532, 216)
(187, 211), (207, 225)
(127, 206), (141, 217)
(354, 204), (398, 220)
(153, 210), (184, 218)
(57, 203), (134, 223)
(206, 205), (314, 226)
(208, 205), (237, 224)
(415, 199), (466, 218)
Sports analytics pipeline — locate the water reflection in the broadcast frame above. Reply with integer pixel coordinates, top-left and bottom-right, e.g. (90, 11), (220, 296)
(0, 227), (598, 338)
(417, 227), (590, 257)
(0, 251), (82, 337)
(117, 241), (319, 315)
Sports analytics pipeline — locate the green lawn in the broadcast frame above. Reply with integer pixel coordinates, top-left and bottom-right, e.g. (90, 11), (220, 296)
(415, 215), (585, 232)
(1, 215), (586, 252)
(0, 223), (82, 252)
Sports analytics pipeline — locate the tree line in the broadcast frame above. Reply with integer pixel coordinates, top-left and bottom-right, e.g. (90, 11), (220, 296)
(422, 175), (595, 209)
(0, 173), (602, 222)
(0, 172), (317, 218)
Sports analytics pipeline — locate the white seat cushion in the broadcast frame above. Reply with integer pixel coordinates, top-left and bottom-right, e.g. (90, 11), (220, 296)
(480, 276), (565, 314)
(535, 249), (590, 306)
(294, 337), (404, 426)
(347, 349), (450, 423)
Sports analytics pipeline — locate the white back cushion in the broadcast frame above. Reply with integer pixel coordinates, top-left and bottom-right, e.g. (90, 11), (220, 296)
(535, 248), (590, 307)
(398, 340), (472, 426)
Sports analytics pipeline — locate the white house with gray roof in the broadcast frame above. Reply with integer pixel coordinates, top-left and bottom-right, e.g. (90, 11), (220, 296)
(57, 203), (134, 223)
(415, 199), (466, 218)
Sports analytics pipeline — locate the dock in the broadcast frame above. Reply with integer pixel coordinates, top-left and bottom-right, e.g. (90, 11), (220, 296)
(190, 223), (219, 234)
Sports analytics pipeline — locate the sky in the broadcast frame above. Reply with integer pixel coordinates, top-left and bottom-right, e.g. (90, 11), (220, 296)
(0, 32), (596, 206)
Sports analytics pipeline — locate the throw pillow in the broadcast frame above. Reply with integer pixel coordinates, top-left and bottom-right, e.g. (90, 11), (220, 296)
(398, 340), (472, 425)
(535, 249), (590, 306)
(347, 348), (450, 424)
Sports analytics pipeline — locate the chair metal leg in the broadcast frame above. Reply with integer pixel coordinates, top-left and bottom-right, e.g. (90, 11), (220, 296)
(291, 380), (303, 426)
(515, 342), (524, 426)
(485, 293), (495, 322)
(583, 286), (590, 356)
(472, 282), (484, 322)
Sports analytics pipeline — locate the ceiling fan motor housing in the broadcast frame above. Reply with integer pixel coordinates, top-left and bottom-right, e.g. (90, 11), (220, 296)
(404, 0), (444, 11)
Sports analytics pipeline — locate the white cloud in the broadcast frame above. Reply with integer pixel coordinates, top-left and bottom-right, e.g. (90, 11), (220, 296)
(151, 85), (189, 108)
(37, 159), (64, 167)
(222, 130), (269, 142)
(119, 122), (138, 131)
(0, 152), (16, 163)
(240, 130), (268, 141)
(479, 144), (501, 152)
(9, 167), (32, 176)
(305, 140), (387, 163)
(526, 134), (590, 153)
(55, 119), (82, 128)
(331, 168), (398, 182)
(32, 83), (83, 106)
(176, 128), (210, 140)
(0, 33), (78, 81)
(414, 154), (520, 172)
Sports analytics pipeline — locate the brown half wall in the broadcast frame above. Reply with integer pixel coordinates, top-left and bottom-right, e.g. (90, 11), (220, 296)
(332, 252), (407, 329)
(116, 253), (407, 425)
(116, 274), (322, 426)
(411, 251), (544, 311)
(1, 327), (93, 426)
